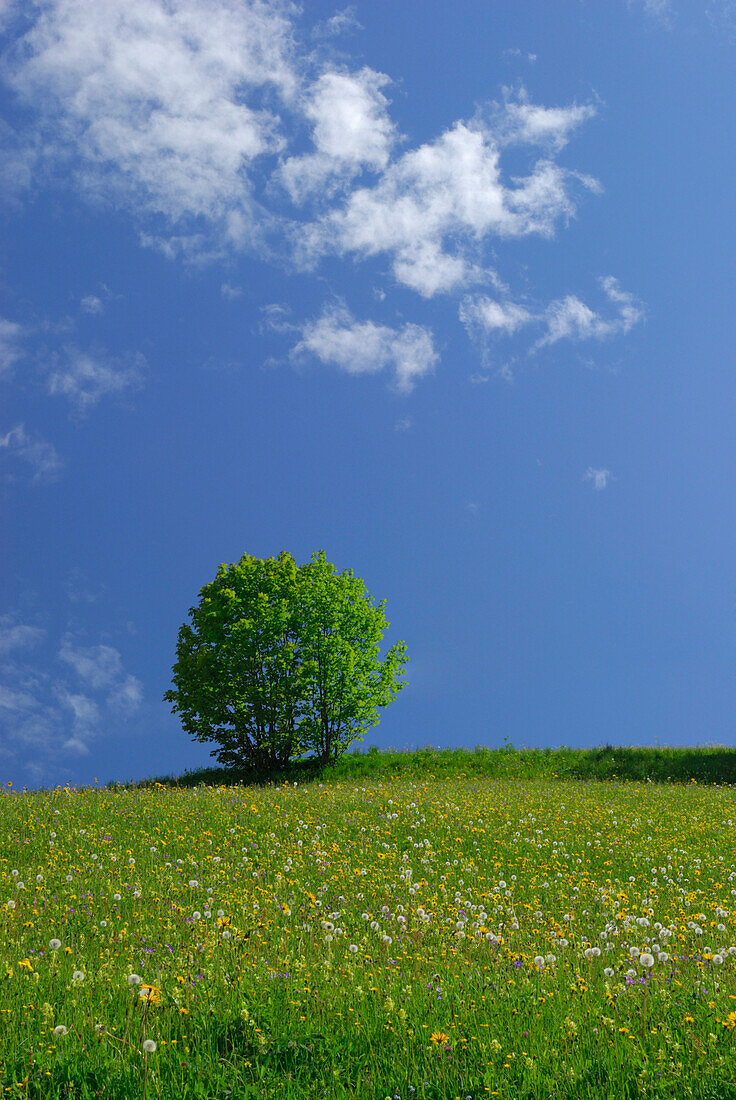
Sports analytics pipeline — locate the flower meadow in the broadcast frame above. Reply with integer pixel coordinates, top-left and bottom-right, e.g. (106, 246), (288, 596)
(3, 776), (736, 1099)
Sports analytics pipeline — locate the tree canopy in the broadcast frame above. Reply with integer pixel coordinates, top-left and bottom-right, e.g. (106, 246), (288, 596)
(164, 550), (408, 772)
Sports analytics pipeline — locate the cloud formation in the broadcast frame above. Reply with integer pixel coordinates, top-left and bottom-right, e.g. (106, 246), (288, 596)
(0, 618), (45, 654)
(0, 317), (24, 376)
(460, 276), (644, 356)
(279, 67), (397, 202)
(47, 348), (145, 413)
(5, 0), (297, 234)
(0, 626), (143, 772)
(0, 0), (642, 389)
(301, 117), (597, 297)
(0, 423), (63, 483)
(585, 467), (612, 490)
(292, 303), (438, 393)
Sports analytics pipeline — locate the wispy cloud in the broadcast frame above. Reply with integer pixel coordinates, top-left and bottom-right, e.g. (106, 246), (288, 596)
(536, 277), (644, 347)
(0, 624), (143, 769)
(58, 638), (125, 690)
(0, 423), (63, 484)
(460, 276), (644, 358)
(585, 467), (612, 490)
(291, 302), (438, 393)
(0, 684), (39, 712)
(0, 317), (24, 377)
(488, 88), (596, 152)
(312, 6), (362, 39)
(0, 618), (45, 654)
(47, 348), (145, 414)
(108, 676), (144, 716)
(80, 294), (104, 315)
(459, 297), (533, 336)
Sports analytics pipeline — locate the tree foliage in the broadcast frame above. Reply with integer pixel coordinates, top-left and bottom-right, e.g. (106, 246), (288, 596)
(164, 550), (408, 772)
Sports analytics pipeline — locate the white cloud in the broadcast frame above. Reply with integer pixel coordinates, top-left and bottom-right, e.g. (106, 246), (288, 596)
(58, 638), (123, 689)
(490, 89), (596, 152)
(459, 296), (533, 335)
(108, 675), (143, 716)
(0, 684), (38, 711)
(220, 282), (243, 300)
(58, 636), (143, 716)
(0, 4), (643, 382)
(460, 276), (644, 352)
(0, 423), (63, 484)
(62, 736), (90, 755)
(0, 620), (45, 654)
(80, 294), (104, 314)
(0, 317), (24, 376)
(312, 6), (362, 38)
(280, 68), (397, 202)
(292, 303), (438, 393)
(47, 348), (145, 413)
(302, 109), (596, 297)
(0, 622), (142, 770)
(537, 277), (644, 347)
(58, 689), (100, 729)
(5, 0), (298, 235)
(585, 467), (612, 490)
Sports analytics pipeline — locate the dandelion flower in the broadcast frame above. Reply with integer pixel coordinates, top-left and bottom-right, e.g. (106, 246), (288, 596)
(49, 939), (62, 950)
(142, 1039), (157, 1053)
(139, 984), (162, 1004)
(533, 956), (545, 968)
(430, 1031), (450, 1045)
(639, 953), (655, 968)
(52, 1025), (68, 1037)
(72, 970), (85, 982)
(128, 974), (142, 985)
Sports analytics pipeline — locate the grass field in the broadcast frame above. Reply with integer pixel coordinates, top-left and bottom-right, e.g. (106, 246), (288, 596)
(3, 766), (736, 1098)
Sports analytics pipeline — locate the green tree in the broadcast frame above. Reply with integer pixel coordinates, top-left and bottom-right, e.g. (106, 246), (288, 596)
(164, 550), (408, 772)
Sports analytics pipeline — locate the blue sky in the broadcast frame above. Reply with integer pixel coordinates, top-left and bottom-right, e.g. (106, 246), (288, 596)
(2, 0), (736, 788)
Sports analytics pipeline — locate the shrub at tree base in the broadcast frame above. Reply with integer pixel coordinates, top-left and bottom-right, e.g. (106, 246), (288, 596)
(164, 550), (408, 776)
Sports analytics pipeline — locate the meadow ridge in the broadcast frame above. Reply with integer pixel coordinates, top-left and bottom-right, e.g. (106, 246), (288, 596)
(3, 763), (736, 1098)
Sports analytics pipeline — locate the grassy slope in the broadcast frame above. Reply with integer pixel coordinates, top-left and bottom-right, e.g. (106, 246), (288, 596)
(132, 743), (736, 791)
